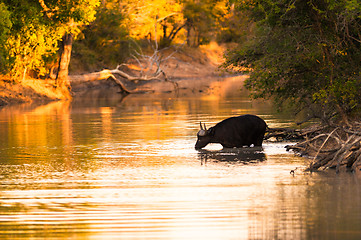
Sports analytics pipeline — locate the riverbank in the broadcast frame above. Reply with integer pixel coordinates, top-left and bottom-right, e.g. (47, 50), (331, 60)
(0, 78), (70, 106)
(0, 42), (230, 106)
(71, 42), (232, 94)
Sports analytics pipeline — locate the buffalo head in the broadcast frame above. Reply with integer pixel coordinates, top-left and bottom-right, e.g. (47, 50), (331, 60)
(195, 122), (212, 149)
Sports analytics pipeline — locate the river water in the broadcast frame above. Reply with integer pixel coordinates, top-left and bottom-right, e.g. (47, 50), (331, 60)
(0, 77), (360, 239)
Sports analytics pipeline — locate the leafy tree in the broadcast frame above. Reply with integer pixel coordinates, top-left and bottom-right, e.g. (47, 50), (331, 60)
(37, 0), (100, 88)
(1, 0), (100, 88)
(216, 3), (253, 43)
(72, 0), (130, 71)
(225, 0), (361, 123)
(123, 0), (184, 46)
(158, 12), (186, 48)
(2, 0), (61, 80)
(119, 0), (229, 48)
(183, 0), (227, 47)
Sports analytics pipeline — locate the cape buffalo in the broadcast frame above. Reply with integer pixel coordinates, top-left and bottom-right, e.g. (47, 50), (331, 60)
(195, 114), (267, 149)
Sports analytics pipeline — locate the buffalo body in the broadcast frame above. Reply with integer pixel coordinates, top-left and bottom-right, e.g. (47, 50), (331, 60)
(195, 114), (267, 149)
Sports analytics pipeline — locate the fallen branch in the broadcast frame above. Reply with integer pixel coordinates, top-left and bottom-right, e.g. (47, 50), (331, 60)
(69, 69), (133, 93)
(69, 64), (179, 94)
(69, 39), (181, 94)
(265, 127), (303, 141)
(284, 124), (361, 173)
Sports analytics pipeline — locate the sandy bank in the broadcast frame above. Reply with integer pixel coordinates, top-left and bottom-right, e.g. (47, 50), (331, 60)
(0, 43), (236, 106)
(0, 79), (69, 106)
(71, 42), (237, 95)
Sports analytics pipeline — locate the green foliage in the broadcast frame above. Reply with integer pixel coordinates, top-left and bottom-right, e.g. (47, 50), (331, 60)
(72, 3), (130, 71)
(0, 3), (11, 44)
(183, 0), (227, 46)
(38, 0), (100, 31)
(0, 2), (12, 72)
(7, 23), (63, 79)
(216, 5), (252, 43)
(226, 0), (361, 121)
(0, 0), (100, 80)
(0, 0), (243, 80)
(72, 0), (235, 71)
(1, 0), (60, 79)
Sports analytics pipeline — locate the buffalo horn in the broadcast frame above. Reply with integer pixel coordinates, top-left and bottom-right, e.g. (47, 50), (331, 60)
(200, 122), (203, 130)
(203, 123), (207, 131)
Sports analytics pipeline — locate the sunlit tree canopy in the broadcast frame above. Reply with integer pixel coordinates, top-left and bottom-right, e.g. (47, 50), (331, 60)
(123, 0), (184, 40)
(1, 0), (100, 80)
(1, 0), (238, 81)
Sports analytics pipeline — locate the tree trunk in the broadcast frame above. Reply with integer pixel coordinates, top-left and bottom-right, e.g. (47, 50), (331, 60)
(56, 33), (73, 90)
(186, 24), (191, 46)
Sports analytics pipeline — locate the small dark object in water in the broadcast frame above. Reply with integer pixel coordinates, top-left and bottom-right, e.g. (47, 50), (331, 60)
(195, 114), (267, 149)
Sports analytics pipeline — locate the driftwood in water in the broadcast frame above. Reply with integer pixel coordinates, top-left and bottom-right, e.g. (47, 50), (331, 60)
(285, 124), (361, 173)
(70, 68), (132, 93)
(265, 124), (361, 173)
(265, 127), (304, 141)
(69, 66), (173, 94)
(69, 44), (178, 93)
(69, 40), (180, 93)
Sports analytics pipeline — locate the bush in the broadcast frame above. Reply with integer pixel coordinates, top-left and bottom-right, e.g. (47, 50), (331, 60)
(225, 0), (361, 123)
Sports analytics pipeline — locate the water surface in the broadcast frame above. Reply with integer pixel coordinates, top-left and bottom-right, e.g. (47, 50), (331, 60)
(0, 77), (360, 239)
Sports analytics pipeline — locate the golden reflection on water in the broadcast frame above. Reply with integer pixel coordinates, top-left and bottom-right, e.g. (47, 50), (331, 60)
(0, 77), (361, 239)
